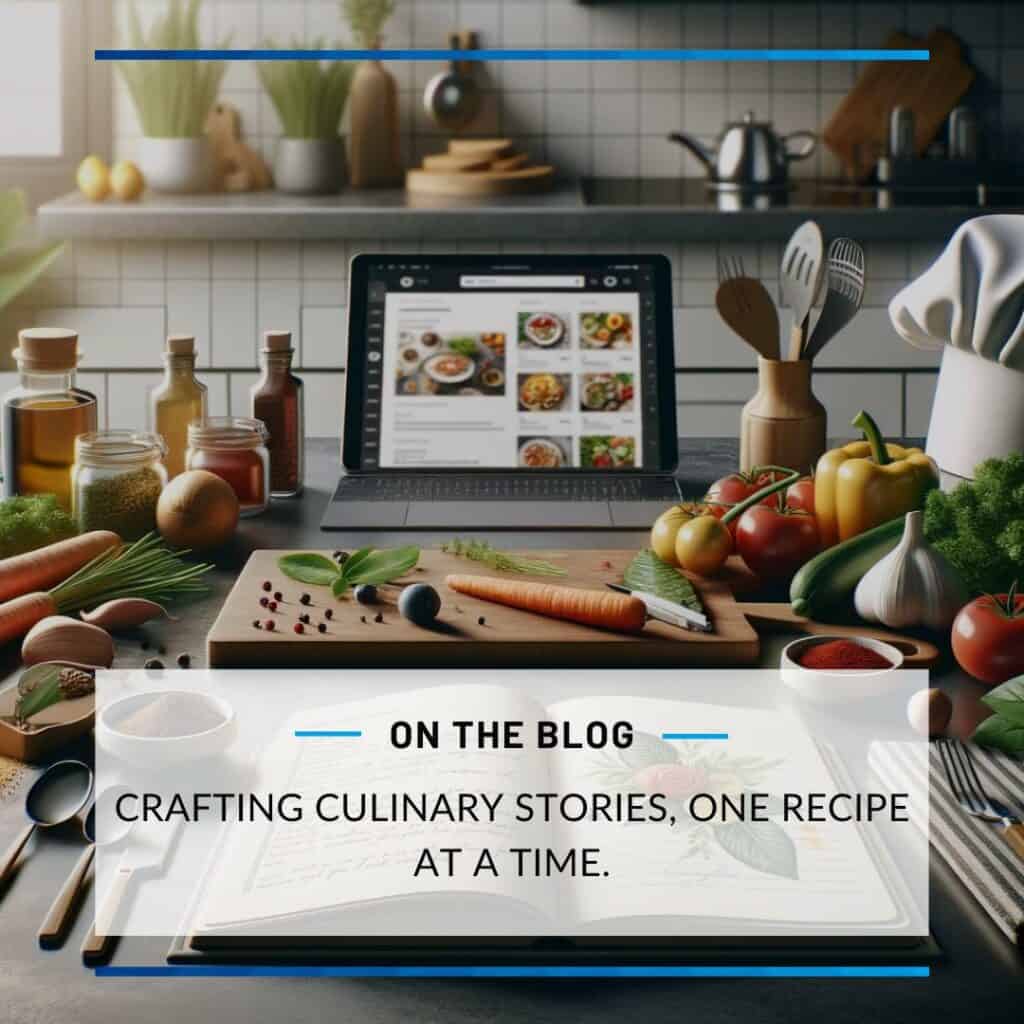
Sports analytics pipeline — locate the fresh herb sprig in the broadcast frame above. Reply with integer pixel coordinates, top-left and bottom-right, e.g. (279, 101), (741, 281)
(441, 538), (567, 577)
(16, 666), (95, 726)
(279, 547), (419, 598)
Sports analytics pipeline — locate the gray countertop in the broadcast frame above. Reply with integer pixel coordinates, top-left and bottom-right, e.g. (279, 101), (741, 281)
(0, 439), (1020, 1023)
(36, 179), (1024, 242)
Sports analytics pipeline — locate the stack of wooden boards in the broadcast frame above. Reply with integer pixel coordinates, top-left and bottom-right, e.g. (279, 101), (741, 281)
(406, 139), (554, 198)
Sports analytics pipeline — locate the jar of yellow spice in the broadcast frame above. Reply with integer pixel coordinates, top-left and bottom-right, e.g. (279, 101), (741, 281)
(71, 431), (168, 540)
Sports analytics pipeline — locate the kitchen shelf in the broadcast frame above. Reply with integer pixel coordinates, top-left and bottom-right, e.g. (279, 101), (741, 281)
(36, 179), (1024, 243)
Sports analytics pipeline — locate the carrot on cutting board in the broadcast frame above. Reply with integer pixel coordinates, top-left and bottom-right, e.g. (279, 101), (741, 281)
(445, 573), (647, 634)
(0, 531), (120, 604)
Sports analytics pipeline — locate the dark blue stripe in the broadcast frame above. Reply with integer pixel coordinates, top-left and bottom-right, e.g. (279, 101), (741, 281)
(95, 49), (930, 63)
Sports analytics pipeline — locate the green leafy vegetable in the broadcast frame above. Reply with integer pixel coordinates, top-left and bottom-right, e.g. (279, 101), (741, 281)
(279, 546), (420, 599)
(623, 549), (704, 614)
(971, 714), (1024, 756)
(441, 538), (567, 577)
(923, 453), (1024, 595)
(982, 675), (1024, 728)
(0, 494), (77, 560)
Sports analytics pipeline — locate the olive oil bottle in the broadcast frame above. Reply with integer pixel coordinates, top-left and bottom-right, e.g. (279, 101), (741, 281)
(149, 335), (208, 478)
(1, 328), (97, 508)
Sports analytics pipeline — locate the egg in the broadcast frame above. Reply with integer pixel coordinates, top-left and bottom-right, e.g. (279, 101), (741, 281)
(907, 688), (952, 738)
(110, 160), (145, 201)
(76, 155), (111, 202)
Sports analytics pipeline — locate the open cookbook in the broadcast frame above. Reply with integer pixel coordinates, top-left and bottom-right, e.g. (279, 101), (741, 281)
(180, 684), (921, 947)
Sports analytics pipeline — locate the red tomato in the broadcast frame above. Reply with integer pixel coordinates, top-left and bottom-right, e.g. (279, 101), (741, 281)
(735, 505), (820, 584)
(707, 469), (792, 510)
(951, 591), (1024, 685)
(785, 477), (816, 516)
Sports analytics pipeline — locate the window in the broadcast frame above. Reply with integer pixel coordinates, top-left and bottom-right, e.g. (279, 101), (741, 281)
(0, 0), (112, 205)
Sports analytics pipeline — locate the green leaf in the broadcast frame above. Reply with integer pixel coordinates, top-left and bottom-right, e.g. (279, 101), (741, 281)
(971, 714), (1024, 756)
(981, 675), (1024, 727)
(623, 549), (704, 614)
(277, 553), (340, 586)
(713, 819), (798, 879)
(343, 546), (420, 585)
(331, 575), (350, 599)
(339, 547), (375, 579)
(617, 730), (679, 771)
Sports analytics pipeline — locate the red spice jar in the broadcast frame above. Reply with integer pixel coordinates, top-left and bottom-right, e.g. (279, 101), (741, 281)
(185, 417), (269, 517)
(796, 638), (893, 671)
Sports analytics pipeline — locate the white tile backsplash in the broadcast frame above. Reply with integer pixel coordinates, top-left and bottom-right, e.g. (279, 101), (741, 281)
(212, 280), (257, 366)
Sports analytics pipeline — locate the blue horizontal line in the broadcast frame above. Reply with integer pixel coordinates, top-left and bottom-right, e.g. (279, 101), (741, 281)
(95, 48), (930, 63)
(293, 730), (362, 738)
(662, 732), (729, 741)
(96, 965), (930, 978)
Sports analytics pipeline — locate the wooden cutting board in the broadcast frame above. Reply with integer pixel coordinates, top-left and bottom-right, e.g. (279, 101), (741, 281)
(206, 549), (760, 669)
(406, 164), (554, 198)
(823, 28), (974, 181)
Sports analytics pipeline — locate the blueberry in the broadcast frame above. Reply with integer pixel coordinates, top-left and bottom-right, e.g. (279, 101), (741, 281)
(398, 583), (441, 627)
(354, 584), (378, 605)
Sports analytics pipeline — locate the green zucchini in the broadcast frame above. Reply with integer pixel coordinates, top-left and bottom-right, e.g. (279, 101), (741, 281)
(790, 516), (905, 619)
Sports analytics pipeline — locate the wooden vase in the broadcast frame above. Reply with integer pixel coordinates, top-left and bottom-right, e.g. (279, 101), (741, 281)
(740, 358), (827, 475)
(347, 59), (402, 188)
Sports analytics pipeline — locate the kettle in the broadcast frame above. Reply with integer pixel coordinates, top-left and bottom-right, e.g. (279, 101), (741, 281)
(668, 111), (816, 190)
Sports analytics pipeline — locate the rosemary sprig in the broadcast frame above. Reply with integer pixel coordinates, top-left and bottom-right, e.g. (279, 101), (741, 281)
(50, 533), (212, 613)
(441, 539), (567, 577)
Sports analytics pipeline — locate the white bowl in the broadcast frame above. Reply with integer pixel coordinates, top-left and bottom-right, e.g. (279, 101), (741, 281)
(97, 689), (236, 765)
(779, 635), (904, 704)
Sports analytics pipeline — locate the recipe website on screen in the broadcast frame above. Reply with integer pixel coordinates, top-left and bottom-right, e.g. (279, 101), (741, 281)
(367, 263), (660, 470)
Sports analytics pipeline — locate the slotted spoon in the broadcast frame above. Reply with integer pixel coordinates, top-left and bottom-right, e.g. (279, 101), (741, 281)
(715, 253), (780, 360)
(781, 221), (825, 360)
(803, 237), (865, 361)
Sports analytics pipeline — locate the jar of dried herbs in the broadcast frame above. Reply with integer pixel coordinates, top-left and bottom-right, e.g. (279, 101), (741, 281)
(71, 431), (168, 539)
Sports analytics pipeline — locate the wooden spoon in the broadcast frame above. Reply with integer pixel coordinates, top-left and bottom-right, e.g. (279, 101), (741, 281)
(716, 277), (780, 360)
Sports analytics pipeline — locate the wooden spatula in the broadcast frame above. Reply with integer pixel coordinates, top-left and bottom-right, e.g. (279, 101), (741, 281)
(716, 271), (780, 361)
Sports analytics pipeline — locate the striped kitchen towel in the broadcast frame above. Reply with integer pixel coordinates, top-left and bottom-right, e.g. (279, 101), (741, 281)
(870, 740), (1024, 946)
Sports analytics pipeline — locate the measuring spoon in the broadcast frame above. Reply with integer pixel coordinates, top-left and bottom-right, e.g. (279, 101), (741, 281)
(38, 785), (134, 948)
(0, 760), (93, 889)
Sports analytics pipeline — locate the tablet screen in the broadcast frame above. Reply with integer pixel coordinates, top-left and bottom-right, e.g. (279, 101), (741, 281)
(353, 258), (668, 471)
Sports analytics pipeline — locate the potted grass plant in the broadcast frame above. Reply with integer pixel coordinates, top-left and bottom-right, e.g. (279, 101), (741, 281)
(117, 0), (227, 193)
(257, 41), (355, 195)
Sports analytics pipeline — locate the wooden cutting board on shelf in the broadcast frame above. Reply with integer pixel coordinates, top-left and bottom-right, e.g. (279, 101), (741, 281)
(207, 549), (760, 669)
(823, 28), (974, 182)
(406, 137), (554, 198)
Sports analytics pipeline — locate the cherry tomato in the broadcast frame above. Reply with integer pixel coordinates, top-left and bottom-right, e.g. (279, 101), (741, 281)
(707, 469), (791, 510)
(675, 515), (733, 577)
(735, 505), (820, 584)
(951, 590), (1024, 685)
(785, 477), (816, 516)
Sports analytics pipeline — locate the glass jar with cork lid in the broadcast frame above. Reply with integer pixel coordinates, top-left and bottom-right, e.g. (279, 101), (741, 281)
(186, 417), (270, 517)
(250, 330), (304, 497)
(1, 328), (98, 508)
(71, 431), (168, 539)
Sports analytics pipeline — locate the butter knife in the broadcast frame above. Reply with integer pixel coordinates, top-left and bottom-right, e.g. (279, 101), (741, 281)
(607, 583), (712, 633)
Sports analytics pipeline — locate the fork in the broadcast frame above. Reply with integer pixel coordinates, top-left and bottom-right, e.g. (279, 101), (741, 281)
(715, 252), (780, 360)
(936, 738), (1024, 859)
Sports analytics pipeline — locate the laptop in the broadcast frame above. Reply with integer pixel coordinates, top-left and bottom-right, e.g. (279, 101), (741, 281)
(322, 253), (683, 530)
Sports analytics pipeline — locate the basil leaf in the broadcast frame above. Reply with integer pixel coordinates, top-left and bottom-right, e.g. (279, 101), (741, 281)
(339, 547), (375, 580)
(971, 714), (1024, 756)
(981, 675), (1024, 727)
(331, 576), (350, 599)
(623, 549), (704, 614)
(713, 819), (798, 879)
(278, 553), (341, 586)
(345, 546), (420, 586)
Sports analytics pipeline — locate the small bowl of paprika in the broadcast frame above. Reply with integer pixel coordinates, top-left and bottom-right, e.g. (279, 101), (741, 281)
(780, 635), (903, 703)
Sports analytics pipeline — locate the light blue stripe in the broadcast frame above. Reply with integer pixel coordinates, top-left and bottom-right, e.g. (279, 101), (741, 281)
(95, 48), (930, 63)
(293, 730), (362, 738)
(662, 732), (729, 741)
(97, 965), (930, 978)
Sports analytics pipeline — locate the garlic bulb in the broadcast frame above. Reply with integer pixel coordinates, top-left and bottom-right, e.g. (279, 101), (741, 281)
(854, 510), (967, 630)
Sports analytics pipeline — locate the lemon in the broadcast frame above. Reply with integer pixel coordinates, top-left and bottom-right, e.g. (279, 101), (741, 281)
(110, 160), (145, 201)
(76, 155), (110, 202)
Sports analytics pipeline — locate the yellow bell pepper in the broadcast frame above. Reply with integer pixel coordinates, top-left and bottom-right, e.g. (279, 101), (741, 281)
(814, 410), (939, 547)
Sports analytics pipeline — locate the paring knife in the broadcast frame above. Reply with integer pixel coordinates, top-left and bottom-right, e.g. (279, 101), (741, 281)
(606, 583), (712, 633)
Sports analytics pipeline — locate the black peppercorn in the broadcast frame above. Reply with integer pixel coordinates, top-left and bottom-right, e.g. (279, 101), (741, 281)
(299, 613), (311, 625)
(324, 609), (333, 620)
(478, 616), (486, 626)
(273, 591), (283, 602)
(317, 623), (327, 634)
(144, 658), (164, 670)
(176, 653), (191, 669)
(374, 612), (384, 623)
(253, 620), (262, 629)
(360, 615), (367, 624)
(300, 593), (311, 605)
(158, 645), (167, 656)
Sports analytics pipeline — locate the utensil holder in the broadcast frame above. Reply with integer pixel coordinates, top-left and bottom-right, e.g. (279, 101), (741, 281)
(740, 358), (826, 474)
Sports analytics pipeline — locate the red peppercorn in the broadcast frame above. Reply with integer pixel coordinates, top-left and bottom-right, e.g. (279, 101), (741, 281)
(268, 600), (278, 612)
(262, 581), (272, 592)
(293, 623), (304, 634)
(264, 619), (275, 631)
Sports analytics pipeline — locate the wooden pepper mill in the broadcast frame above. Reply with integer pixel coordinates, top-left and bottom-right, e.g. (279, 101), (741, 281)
(740, 357), (826, 474)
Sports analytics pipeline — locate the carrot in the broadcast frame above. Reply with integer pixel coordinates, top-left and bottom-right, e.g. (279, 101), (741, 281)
(0, 592), (58, 648)
(0, 531), (120, 604)
(445, 573), (647, 634)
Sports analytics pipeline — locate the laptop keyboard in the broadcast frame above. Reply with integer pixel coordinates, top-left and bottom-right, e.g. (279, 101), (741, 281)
(334, 474), (682, 502)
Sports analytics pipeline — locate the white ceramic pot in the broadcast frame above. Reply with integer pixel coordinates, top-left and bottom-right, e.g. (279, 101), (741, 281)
(138, 137), (214, 194)
(926, 344), (1024, 486)
(273, 137), (347, 195)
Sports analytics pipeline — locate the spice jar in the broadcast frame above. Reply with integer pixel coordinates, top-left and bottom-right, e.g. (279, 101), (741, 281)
(251, 330), (304, 497)
(72, 431), (168, 540)
(1, 328), (98, 508)
(186, 417), (269, 517)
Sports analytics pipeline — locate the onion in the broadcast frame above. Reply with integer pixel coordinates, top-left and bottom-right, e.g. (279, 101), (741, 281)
(156, 471), (239, 550)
